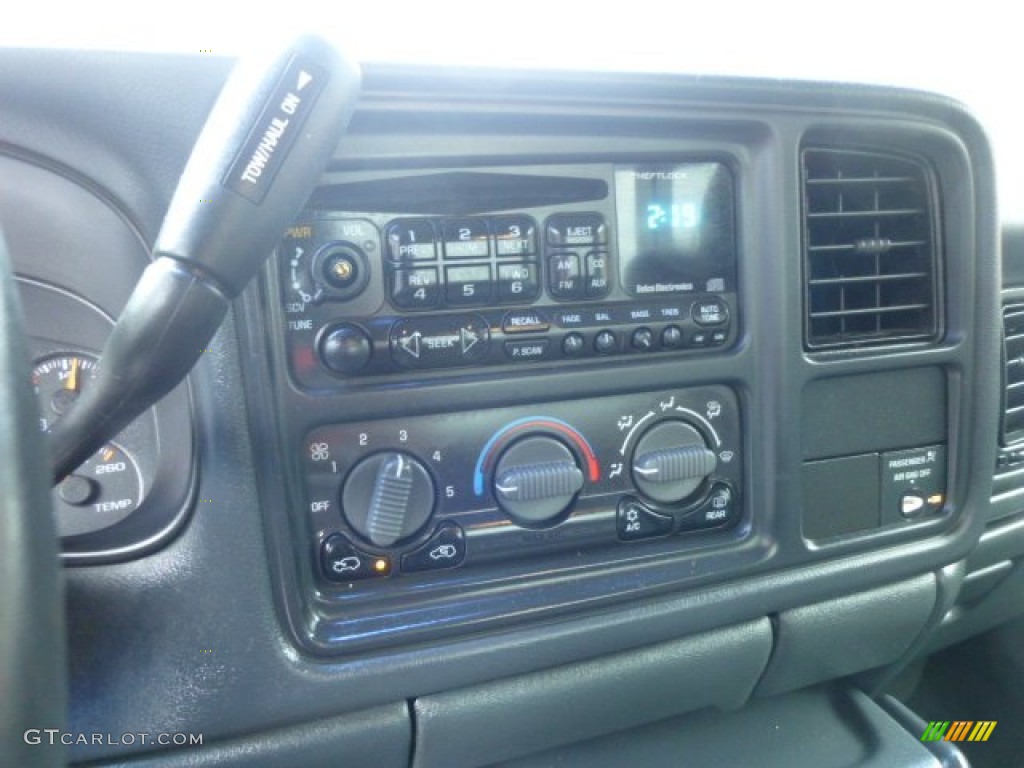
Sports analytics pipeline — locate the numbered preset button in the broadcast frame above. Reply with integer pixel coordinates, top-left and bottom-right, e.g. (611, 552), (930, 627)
(442, 218), (490, 259)
(391, 267), (440, 309)
(496, 262), (540, 302)
(386, 219), (437, 262)
(445, 265), (492, 305)
(493, 215), (537, 256)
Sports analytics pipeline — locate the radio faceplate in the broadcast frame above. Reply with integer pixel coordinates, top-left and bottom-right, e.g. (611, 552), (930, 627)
(275, 162), (739, 387)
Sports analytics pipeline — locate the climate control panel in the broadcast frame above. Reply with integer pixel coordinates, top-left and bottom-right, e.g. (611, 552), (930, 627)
(302, 386), (742, 584)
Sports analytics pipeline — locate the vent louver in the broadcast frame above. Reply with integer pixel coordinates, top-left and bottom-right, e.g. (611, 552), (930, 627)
(1002, 306), (1024, 445)
(803, 148), (939, 349)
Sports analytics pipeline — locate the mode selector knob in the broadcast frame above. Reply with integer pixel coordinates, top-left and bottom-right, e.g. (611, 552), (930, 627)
(494, 436), (584, 526)
(342, 452), (435, 547)
(631, 421), (717, 505)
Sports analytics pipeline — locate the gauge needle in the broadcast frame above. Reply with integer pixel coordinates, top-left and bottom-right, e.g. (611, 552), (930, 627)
(67, 358), (79, 392)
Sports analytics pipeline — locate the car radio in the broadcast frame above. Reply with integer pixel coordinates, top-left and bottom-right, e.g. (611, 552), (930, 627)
(275, 161), (739, 387)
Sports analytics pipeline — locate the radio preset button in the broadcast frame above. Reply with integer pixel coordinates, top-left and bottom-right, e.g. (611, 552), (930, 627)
(585, 252), (610, 297)
(662, 325), (684, 349)
(546, 214), (607, 246)
(442, 218), (490, 259)
(549, 253), (584, 300)
(445, 265), (492, 305)
(502, 310), (549, 334)
(631, 327), (654, 351)
(386, 219), (437, 262)
(391, 267), (440, 309)
(390, 314), (490, 368)
(505, 339), (550, 361)
(691, 297), (729, 326)
(493, 215), (537, 256)
(594, 330), (618, 354)
(562, 332), (585, 356)
(497, 262), (540, 302)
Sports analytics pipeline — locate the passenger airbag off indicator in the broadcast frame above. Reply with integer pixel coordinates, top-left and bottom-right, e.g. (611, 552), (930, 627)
(880, 444), (947, 524)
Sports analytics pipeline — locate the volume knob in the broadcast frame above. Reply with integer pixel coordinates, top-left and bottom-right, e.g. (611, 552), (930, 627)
(494, 436), (584, 526)
(342, 451), (435, 547)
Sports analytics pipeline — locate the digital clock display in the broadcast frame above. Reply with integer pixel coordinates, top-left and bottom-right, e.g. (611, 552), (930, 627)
(615, 163), (736, 296)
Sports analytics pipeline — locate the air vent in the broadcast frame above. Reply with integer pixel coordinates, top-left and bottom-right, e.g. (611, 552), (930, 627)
(1002, 305), (1024, 445)
(803, 148), (939, 349)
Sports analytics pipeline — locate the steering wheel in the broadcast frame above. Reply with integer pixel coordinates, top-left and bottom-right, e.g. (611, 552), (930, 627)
(0, 232), (67, 766)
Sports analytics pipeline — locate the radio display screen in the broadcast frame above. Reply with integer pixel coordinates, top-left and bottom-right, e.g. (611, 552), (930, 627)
(615, 163), (736, 296)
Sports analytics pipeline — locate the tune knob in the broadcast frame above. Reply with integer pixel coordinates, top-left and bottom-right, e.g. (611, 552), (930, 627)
(493, 436), (584, 526)
(631, 421), (717, 505)
(342, 451), (435, 547)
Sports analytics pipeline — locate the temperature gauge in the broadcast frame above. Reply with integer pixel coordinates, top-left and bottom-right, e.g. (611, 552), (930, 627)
(32, 353), (146, 536)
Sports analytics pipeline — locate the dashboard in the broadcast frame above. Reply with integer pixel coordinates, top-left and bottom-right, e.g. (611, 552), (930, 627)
(0, 46), (1016, 767)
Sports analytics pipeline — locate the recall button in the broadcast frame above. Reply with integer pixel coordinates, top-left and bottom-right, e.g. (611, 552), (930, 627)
(502, 310), (550, 334)
(505, 339), (550, 361)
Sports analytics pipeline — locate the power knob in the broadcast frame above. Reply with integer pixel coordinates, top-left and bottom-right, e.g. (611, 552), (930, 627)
(631, 421), (717, 505)
(493, 436), (584, 527)
(342, 451), (435, 547)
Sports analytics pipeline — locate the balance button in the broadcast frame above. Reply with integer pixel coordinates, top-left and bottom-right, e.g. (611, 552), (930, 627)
(505, 339), (550, 361)
(445, 265), (492, 305)
(585, 252), (610, 297)
(391, 267), (440, 309)
(691, 297), (729, 327)
(402, 524), (466, 573)
(493, 215), (537, 256)
(502, 310), (549, 334)
(549, 253), (584, 300)
(386, 219), (436, 262)
(678, 484), (738, 532)
(631, 327), (655, 351)
(546, 213), (607, 246)
(562, 332), (585, 356)
(594, 330), (618, 354)
(442, 218), (490, 259)
(321, 534), (389, 582)
(617, 499), (674, 541)
(497, 262), (540, 302)
(662, 325), (684, 349)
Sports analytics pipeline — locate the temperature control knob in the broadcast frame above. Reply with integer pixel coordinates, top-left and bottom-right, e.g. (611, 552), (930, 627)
(342, 452), (435, 547)
(493, 436), (584, 526)
(631, 421), (717, 505)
